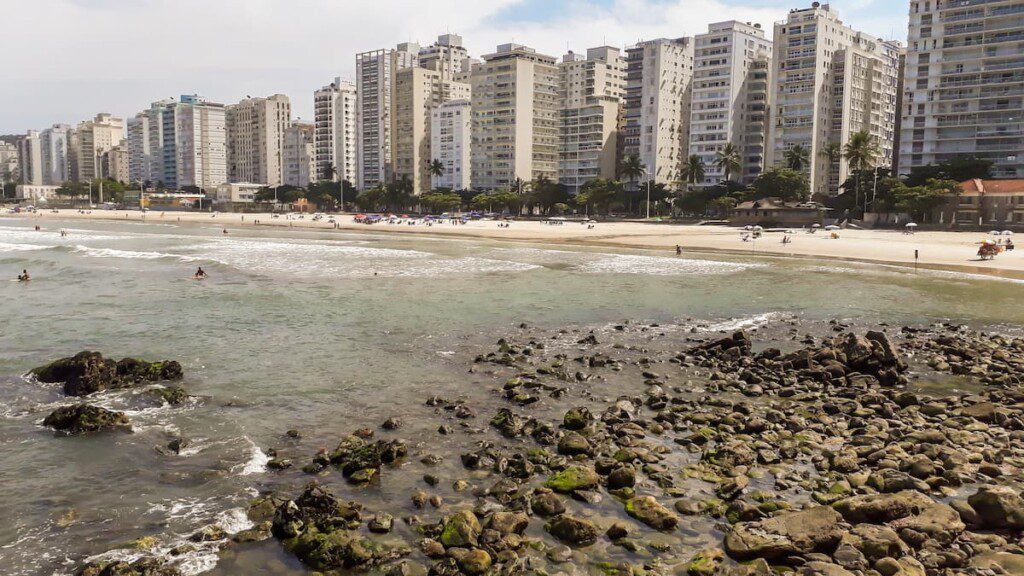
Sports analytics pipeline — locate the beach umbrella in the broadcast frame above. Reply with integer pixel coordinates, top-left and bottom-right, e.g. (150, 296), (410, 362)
(990, 230), (1001, 236)
(1003, 230), (1014, 236)
(811, 223), (821, 228)
(753, 225), (764, 231)
(906, 223), (917, 228)
(825, 225), (840, 231)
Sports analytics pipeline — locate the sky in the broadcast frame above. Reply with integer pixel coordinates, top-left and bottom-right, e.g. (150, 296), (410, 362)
(0, 0), (909, 134)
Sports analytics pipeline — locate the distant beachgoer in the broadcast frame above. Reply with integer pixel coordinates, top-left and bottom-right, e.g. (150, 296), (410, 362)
(17, 269), (30, 282)
(675, 245), (682, 255)
(34, 225), (40, 231)
(1007, 239), (1015, 251)
(193, 267), (207, 279)
(222, 228), (228, 235)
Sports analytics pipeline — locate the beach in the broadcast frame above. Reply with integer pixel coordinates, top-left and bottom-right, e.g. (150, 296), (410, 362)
(12, 208), (1024, 279)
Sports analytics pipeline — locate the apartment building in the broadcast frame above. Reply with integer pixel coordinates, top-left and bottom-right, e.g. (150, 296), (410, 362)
(76, 113), (125, 182)
(430, 99), (472, 190)
(770, 3), (901, 197)
(283, 122), (315, 188)
(558, 47), (625, 194)
(689, 21), (773, 187)
(418, 34), (471, 80)
(356, 43), (419, 189)
(38, 124), (75, 185)
(226, 94), (291, 187)
(899, 0), (1024, 179)
(135, 96), (227, 190)
(471, 43), (560, 191)
(313, 78), (357, 183)
(0, 142), (18, 184)
(623, 37), (695, 185)
(102, 145), (129, 183)
(392, 67), (471, 193)
(18, 131), (43, 186)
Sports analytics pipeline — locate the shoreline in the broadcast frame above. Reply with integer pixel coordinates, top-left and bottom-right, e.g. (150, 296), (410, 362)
(8, 209), (1024, 280)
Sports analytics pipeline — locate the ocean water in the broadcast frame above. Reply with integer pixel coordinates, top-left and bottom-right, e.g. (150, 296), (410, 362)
(1, 217), (1023, 575)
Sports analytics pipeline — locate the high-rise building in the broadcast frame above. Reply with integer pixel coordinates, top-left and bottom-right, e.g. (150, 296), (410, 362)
(102, 145), (130, 183)
(471, 43), (560, 191)
(76, 113), (125, 182)
(39, 124), (75, 185)
(770, 3), (901, 197)
(313, 78), (357, 183)
(899, 0), (1024, 179)
(226, 94), (291, 186)
(0, 142), (18, 184)
(283, 122), (315, 188)
(623, 37), (695, 185)
(392, 66), (471, 194)
(558, 47), (625, 194)
(689, 21), (773, 187)
(136, 96), (227, 190)
(356, 43), (419, 189)
(18, 131), (42, 186)
(418, 34), (471, 80)
(431, 99), (472, 190)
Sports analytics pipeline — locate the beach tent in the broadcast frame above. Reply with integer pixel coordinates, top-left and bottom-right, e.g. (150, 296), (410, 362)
(1003, 231), (1014, 236)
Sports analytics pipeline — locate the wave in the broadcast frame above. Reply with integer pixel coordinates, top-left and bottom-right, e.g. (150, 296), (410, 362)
(0, 242), (54, 253)
(71, 245), (201, 262)
(577, 253), (763, 276)
(703, 312), (787, 333)
(232, 437), (269, 476)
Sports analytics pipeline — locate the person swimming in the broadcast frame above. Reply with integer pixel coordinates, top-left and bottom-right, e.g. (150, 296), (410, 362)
(17, 269), (30, 282)
(193, 267), (207, 279)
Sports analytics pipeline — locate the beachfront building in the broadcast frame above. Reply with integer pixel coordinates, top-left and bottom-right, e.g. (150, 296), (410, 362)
(689, 21), (773, 187)
(355, 43), (420, 190)
(226, 94), (291, 187)
(102, 145), (129, 183)
(15, 184), (60, 203)
(76, 113), (125, 183)
(930, 179), (1024, 227)
(392, 66), (471, 194)
(769, 3), (901, 197)
(283, 122), (316, 188)
(0, 142), (18, 184)
(18, 131), (43, 185)
(471, 43), (560, 191)
(215, 182), (263, 205)
(899, 0), (1024, 179)
(313, 78), (357, 184)
(138, 96), (228, 191)
(430, 99), (472, 190)
(623, 37), (695, 186)
(557, 47), (625, 195)
(418, 34), (471, 80)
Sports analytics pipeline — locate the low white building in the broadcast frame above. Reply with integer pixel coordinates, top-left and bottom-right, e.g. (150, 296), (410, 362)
(215, 182), (264, 204)
(16, 184), (60, 202)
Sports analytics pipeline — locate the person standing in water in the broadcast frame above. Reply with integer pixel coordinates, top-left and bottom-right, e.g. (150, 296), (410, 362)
(193, 267), (207, 279)
(17, 269), (30, 281)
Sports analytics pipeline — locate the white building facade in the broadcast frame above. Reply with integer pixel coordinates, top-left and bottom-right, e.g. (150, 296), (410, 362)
(355, 43), (419, 189)
(314, 78), (357, 184)
(226, 94), (291, 187)
(430, 99), (472, 190)
(283, 123), (316, 188)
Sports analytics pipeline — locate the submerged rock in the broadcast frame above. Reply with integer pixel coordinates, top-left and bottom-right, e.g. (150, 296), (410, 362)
(624, 496), (678, 531)
(43, 404), (131, 435)
(32, 351), (183, 396)
(724, 506), (843, 561)
(544, 466), (599, 493)
(544, 515), (599, 547)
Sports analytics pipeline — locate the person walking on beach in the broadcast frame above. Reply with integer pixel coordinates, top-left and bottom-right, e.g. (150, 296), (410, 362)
(675, 245), (682, 256)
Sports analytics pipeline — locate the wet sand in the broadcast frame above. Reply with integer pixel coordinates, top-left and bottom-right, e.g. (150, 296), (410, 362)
(12, 209), (1024, 279)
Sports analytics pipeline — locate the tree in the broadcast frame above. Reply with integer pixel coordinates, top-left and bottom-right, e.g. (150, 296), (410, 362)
(714, 144), (742, 183)
(384, 175), (414, 211)
(429, 159), (445, 179)
(528, 175), (569, 215)
(751, 168), (810, 202)
(784, 145), (810, 171)
(56, 181), (90, 198)
(420, 191), (461, 213)
(619, 155), (645, 191)
(679, 155), (706, 190)
(895, 179), (958, 221)
(820, 142), (842, 167)
(843, 130), (880, 212)
(576, 179), (620, 215)
(320, 162), (337, 182)
(354, 186), (386, 211)
(905, 156), (993, 187)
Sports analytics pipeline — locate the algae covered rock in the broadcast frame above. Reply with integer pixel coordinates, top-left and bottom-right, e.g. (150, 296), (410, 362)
(544, 465), (599, 493)
(439, 510), (482, 548)
(624, 496), (678, 531)
(43, 404), (131, 435)
(32, 351), (183, 396)
(544, 514), (599, 546)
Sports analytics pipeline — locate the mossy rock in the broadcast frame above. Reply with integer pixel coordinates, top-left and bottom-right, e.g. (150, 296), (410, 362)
(43, 404), (131, 435)
(544, 466), (599, 493)
(439, 510), (482, 548)
(686, 548), (724, 576)
(285, 527), (408, 570)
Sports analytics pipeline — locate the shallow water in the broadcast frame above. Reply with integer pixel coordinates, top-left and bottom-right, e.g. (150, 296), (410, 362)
(1, 217), (1023, 575)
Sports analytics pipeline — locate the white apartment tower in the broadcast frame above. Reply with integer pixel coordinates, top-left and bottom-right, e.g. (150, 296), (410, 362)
(623, 38), (695, 185)
(39, 125), (75, 185)
(392, 66), (471, 194)
(690, 22), (773, 186)
(770, 3), (901, 197)
(226, 94), (291, 187)
(471, 44), (560, 191)
(356, 42), (419, 189)
(76, 113), (125, 182)
(558, 47), (625, 194)
(18, 131), (43, 186)
(136, 96), (227, 190)
(899, 0), (1024, 179)
(431, 99), (472, 190)
(0, 142), (18, 184)
(313, 78), (357, 183)
(283, 122), (316, 188)
(418, 34), (471, 80)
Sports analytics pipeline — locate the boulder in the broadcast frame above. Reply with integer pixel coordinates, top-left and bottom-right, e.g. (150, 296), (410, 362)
(545, 466), (599, 493)
(967, 485), (1024, 529)
(832, 491), (934, 524)
(43, 404), (131, 435)
(724, 506), (843, 561)
(439, 510), (482, 548)
(271, 482), (361, 539)
(487, 511), (529, 535)
(531, 492), (566, 517)
(840, 524), (907, 563)
(33, 352), (182, 396)
(284, 527), (409, 570)
(624, 496), (678, 531)
(557, 432), (593, 456)
(544, 515), (599, 547)
(76, 557), (181, 576)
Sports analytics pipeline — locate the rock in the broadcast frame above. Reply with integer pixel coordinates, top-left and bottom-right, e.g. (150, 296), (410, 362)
(267, 458), (292, 470)
(531, 492), (565, 517)
(606, 523), (628, 540)
(368, 513), (394, 534)
(556, 432), (592, 456)
(33, 352), (182, 397)
(875, 556), (926, 576)
(970, 551), (1024, 573)
(451, 548), (491, 575)
(233, 522), (272, 543)
(188, 525), (226, 542)
(967, 485), (1024, 529)
(724, 506), (843, 561)
(76, 557), (182, 576)
(889, 502), (965, 545)
(624, 496), (678, 531)
(487, 512), (529, 535)
(544, 515), (599, 547)
(686, 548), (724, 576)
(166, 438), (189, 454)
(797, 562), (855, 576)
(563, 407), (593, 430)
(382, 417), (402, 430)
(832, 491), (934, 523)
(544, 466), (599, 493)
(284, 527), (409, 570)
(607, 466), (636, 490)
(43, 404), (131, 435)
(439, 510), (482, 548)
(420, 539), (446, 558)
(388, 561), (428, 576)
(841, 524), (907, 563)
(152, 386), (189, 405)
(271, 482), (361, 539)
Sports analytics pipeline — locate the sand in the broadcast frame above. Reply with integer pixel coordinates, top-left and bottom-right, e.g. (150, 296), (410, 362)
(10, 209), (1024, 279)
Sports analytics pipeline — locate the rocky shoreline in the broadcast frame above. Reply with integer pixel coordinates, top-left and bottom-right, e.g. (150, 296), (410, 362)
(57, 322), (1024, 576)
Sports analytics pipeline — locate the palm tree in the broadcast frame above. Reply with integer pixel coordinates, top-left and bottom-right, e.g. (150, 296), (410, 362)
(820, 142), (842, 167)
(679, 155), (706, 190)
(429, 159), (444, 180)
(843, 130), (880, 212)
(619, 154), (645, 189)
(714, 143), (742, 183)
(784, 145), (810, 171)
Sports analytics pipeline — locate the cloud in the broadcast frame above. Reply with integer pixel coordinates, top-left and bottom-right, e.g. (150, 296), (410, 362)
(0, 0), (908, 133)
